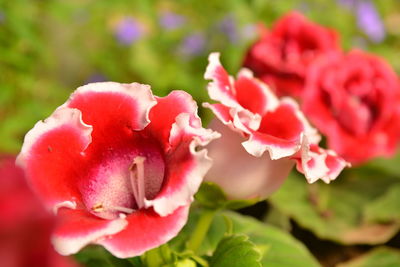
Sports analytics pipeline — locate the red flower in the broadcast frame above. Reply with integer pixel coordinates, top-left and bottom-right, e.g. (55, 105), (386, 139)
(17, 82), (218, 258)
(204, 53), (348, 199)
(243, 12), (340, 97)
(303, 50), (400, 164)
(0, 156), (78, 267)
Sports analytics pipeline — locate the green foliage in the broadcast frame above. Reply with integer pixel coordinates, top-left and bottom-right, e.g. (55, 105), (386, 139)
(269, 169), (400, 245)
(210, 234), (262, 267)
(171, 207), (320, 267)
(338, 247), (400, 267)
(195, 182), (259, 210)
(75, 245), (139, 267)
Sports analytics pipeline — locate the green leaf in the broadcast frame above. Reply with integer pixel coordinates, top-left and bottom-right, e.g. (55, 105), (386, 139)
(195, 182), (260, 210)
(142, 244), (177, 267)
(171, 208), (320, 267)
(195, 182), (228, 209)
(74, 245), (134, 267)
(210, 234), (262, 267)
(364, 184), (400, 223)
(269, 170), (400, 245)
(337, 247), (400, 267)
(174, 258), (198, 267)
(366, 152), (400, 177)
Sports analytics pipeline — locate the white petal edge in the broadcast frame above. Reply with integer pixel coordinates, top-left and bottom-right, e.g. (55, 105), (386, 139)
(62, 82), (157, 131)
(298, 137), (349, 184)
(242, 132), (304, 160)
(52, 214), (128, 256)
(97, 206), (190, 258)
(53, 201), (77, 215)
(205, 52), (241, 108)
(16, 107), (93, 169)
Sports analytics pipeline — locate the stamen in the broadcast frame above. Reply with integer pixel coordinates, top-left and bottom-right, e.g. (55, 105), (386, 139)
(92, 203), (104, 212)
(92, 203), (134, 215)
(129, 156), (146, 209)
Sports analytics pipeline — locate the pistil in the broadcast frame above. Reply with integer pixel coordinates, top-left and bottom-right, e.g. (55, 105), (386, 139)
(129, 156), (146, 209)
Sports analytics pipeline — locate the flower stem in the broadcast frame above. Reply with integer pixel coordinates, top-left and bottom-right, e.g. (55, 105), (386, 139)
(186, 208), (216, 253)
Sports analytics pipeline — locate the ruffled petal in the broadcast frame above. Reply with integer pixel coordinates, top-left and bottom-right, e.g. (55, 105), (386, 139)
(281, 98), (321, 144)
(202, 103), (233, 125)
(145, 113), (220, 216)
(52, 208), (128, 256)
(234, 69), (279, 115)
(204, 53), (240, 108)
(203, 103), (261, 136)
(242, 100), (306, 159)
(294, 138), (350, 183)
(65, 82), (157, 154)
(98, 205), (189, 258)
(146, 90), (201, 150)
(16, 108), (92, 209)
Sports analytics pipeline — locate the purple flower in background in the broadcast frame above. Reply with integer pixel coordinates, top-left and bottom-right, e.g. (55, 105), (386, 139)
(115, 16), (143, 45)
(85, 73), (107, 84)
(337, 0), (385, 43)
(159, 11), (185, 30)
(218, 14), (238, 43)
(356, 0), (385, 43)
(178, 32), (206, 57)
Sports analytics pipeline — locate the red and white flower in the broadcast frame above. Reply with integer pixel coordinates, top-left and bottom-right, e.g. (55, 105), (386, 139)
(204, 53), (348, 199)
(17, 82), (219, 258)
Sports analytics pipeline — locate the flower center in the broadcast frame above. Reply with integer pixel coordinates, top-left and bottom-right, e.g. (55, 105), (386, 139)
(80, 142), (165, 220)
(129, 156), (146, 210)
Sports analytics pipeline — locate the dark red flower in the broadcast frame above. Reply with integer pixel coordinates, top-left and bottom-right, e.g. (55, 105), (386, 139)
(17, 82), (218, 258)
(0, 155), (78, 267)
(303, 50), (400, 164)
(243, 12), (340, 97)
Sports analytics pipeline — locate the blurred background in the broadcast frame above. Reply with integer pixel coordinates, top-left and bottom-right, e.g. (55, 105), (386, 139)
(2, 0), (400, 153)
(2, 0), (400, 266)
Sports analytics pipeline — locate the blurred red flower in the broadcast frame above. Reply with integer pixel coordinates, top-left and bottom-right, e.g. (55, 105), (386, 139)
(303, 50), (400, 164)
(0, 155), (78, 267)
(243, 12), (340, 97)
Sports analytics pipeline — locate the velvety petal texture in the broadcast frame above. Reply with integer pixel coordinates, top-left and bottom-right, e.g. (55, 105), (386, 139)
(17, 82), (218, 258)
(243, 12), (340, 97)
(204, 52), (348, 199)
(303, 50), (400, 164)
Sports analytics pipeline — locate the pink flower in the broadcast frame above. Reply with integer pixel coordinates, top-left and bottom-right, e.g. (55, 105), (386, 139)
(203, 53), (348, 199)
(243, 12), (340, 98)
(0, 155), (79, 267)
(302, 50), (400, 164)
(17, 82), (219, 258)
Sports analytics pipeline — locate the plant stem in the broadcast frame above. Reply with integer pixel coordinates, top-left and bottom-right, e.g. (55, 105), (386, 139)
(186, 208), (216, 253)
